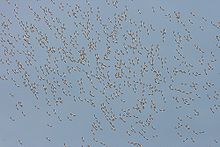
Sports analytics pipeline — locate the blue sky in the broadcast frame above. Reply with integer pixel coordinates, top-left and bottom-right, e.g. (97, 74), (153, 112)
(0, 0), (220, 147)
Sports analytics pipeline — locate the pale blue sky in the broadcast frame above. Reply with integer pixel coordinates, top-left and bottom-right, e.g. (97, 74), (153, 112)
(0, 0), (220, 147)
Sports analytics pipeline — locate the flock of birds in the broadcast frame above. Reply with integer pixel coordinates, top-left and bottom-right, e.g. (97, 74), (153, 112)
(0, 0), (220, 147)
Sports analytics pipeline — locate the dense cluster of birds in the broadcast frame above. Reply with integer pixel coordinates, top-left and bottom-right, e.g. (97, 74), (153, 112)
(0, 0), (220, 147)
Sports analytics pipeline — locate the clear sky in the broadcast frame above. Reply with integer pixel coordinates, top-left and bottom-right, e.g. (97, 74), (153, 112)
(0, 0), (220, 147)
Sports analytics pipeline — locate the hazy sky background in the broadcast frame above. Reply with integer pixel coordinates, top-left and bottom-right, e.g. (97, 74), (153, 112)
(0, 0), (220, 147)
